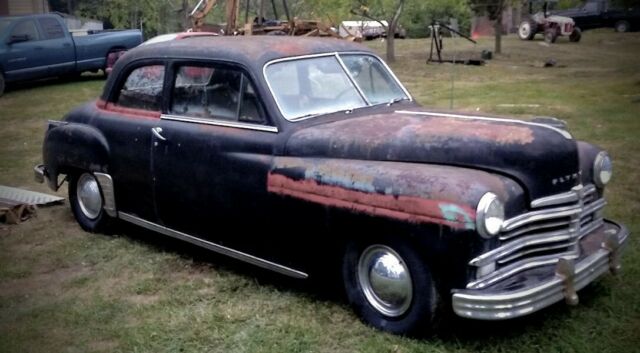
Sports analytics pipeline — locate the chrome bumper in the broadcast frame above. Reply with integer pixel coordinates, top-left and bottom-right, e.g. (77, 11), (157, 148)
(452, 220), (629, 320)
(34, 164), (46, 184)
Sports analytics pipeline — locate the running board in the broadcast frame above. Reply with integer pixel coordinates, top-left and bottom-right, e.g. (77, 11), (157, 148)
(118, 212), (308, 279)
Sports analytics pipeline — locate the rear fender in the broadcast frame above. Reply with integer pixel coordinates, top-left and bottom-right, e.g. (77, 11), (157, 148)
(43, 121), (110, 190)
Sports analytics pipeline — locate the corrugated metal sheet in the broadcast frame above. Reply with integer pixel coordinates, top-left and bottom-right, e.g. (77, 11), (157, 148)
(0, 185), (64, 206)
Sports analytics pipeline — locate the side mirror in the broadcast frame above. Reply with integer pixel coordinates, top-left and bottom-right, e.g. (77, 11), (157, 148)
(7, 34), (29, 44)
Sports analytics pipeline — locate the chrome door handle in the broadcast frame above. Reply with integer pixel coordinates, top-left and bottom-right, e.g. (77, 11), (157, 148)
(151, 127), (166, 141)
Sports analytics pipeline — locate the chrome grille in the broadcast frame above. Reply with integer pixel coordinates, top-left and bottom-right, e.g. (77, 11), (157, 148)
(467, 184), (605, 290)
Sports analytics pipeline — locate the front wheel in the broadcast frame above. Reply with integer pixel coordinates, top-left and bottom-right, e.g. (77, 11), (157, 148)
(569, 27), (582, 42)
(544, 28), (558, 43)
(0, 71), (5, 97)
(614, 20), (630, 33)
(342, 238), (440, 335)
(69, 172), (111, 232)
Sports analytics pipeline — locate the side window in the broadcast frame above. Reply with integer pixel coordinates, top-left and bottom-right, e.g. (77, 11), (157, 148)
(170, 65), (266, 124)
(11, 20), (40, 42)
(38, 18), (66, 39)
(117, 65), (165, 111)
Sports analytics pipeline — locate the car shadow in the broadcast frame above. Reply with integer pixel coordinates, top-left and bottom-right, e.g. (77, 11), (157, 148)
(111, 219), (610, 342)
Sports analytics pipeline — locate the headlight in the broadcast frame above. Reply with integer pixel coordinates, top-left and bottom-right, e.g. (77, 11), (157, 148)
(476, 192), (505, 238)
(593, 151), (613, 187)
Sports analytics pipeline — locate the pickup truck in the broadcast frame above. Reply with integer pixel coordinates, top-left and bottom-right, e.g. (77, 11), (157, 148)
(0, 13), (142, 96)
(554, 0), (640, 32)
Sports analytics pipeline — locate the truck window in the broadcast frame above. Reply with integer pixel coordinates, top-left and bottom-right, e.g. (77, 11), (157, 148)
(117, 65), (165, 111)
(38, 18), (66, 39)
(11, 20), (40, 42)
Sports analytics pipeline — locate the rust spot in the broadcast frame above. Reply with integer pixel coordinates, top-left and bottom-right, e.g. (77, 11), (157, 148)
(267, 173), (476, 230)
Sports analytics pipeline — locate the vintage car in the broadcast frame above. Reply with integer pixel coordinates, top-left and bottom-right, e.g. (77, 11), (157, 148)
(35, 36), (628, 335)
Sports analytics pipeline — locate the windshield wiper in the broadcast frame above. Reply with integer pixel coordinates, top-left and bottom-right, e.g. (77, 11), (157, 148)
(387, 97), (410, 106)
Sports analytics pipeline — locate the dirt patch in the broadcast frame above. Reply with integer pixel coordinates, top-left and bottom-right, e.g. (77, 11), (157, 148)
(0, 265), (92, 298)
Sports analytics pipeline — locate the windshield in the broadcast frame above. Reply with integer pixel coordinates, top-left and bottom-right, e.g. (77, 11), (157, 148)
(0, 18), (12, 33)
(264, 53), (410, 121)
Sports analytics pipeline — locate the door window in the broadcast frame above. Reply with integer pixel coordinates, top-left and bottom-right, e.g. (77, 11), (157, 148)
(117, 65), (165, 111)
(38, 18), (66, 39)
(170, 65), (267, 124)
(11, 20), (40, 42)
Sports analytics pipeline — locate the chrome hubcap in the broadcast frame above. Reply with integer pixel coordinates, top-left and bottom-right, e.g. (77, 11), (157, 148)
(357, 245), (412, 317)
(77, 173), (103, 220)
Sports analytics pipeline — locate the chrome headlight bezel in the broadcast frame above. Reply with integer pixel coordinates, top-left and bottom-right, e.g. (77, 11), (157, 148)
(593, 151), (613, 188)
(476, 192), (505, 239)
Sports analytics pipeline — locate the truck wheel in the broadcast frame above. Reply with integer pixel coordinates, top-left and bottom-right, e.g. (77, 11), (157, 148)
(569, 27), (582, 42)
(544, 28), (558, 43)
(0, 71), (5, 97)
(69, 172), (111, 233)
(614, 20), (630, 33)
(518, 20), (537, 40)
(342, 238), (441, 335)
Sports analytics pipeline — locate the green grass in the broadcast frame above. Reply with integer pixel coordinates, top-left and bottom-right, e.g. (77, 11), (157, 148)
(1, 32), (639, 352)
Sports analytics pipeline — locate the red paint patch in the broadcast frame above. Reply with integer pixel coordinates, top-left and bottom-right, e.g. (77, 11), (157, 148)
(100, 103), (161, 120)
(267, 173), (475, 229)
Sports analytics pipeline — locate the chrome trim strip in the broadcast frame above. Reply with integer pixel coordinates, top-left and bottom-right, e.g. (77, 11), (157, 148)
(531, 184), (596, 208)
(470, 231), (575, 266)
(161, 114), (279, 133)
(500, 218), (571, 241)
(118, 212), (308, 279)
(394, 110), (573, 140)
(94, 173), (117, 217)
(335, 53), (370, 105)
(501, 205), (582, 232)
(263, 52), (414, 122)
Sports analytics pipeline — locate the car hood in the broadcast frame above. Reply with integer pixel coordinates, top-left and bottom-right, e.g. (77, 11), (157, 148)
(285, 109), (580, 201)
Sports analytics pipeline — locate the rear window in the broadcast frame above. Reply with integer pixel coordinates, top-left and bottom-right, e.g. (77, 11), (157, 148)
(38, 18), (66, 39)
(117, 65), (165, 111)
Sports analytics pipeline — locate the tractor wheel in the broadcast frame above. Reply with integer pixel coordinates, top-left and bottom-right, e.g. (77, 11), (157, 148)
(518, 20), (537, 40)
(544, 28), (558, 43)
(0, 71), (5, 97)
(614, 20), (630, 33)
(569, 27), (582, 42)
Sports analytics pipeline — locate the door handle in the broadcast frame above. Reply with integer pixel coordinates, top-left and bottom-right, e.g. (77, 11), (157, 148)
(151, 127), (166, 141)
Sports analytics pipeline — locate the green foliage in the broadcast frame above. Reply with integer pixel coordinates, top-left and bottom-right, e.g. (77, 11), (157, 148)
(401, 0), (473, 38)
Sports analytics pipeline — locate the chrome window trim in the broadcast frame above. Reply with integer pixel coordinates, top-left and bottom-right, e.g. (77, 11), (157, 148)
(335, 54), (371, 105)
(161, 114), (279, 133)
(395, 110), (573, 140)
(263, 52), (414, 122)
(118, 212), (308, 279)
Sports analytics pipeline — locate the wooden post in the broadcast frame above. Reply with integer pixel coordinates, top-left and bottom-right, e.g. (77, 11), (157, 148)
(226, 0), (239, 34)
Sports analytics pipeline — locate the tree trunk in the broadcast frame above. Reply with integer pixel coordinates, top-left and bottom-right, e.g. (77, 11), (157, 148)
(386, 0), (404, 63)
(494, 1), (503, 54)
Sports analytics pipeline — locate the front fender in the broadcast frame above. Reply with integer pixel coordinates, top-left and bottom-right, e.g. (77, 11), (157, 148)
(267, 157), (525, 231)
(43, 121), (110, 190)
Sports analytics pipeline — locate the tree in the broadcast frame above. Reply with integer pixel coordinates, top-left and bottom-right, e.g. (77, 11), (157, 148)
(350, 0), (406, 63)
(468, 0), (511, 54)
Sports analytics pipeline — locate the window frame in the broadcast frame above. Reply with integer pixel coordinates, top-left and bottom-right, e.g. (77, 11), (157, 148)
(110, 60), (168, 113)
(37, 17), (66, 40)
(162, 60), (275, 131)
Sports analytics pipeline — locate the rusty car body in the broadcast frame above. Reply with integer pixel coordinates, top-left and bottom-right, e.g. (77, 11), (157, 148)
(35, 36), (628, 335)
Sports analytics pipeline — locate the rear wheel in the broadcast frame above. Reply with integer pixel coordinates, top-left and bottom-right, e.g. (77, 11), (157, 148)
(544, 28), (558, 43)
(0, 71), (5, 97)
(342, 237), (440, 335)
(569, 27), (582, 42)
(518, 20), (537, 40)
(614, 20), (630, 33)
(69, 172), (111, 232)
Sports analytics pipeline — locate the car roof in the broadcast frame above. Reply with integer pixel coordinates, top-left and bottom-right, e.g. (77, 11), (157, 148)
(120, 36), (374, 70)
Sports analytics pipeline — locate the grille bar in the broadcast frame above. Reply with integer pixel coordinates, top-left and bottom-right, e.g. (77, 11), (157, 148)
(468, 184), (604, 290)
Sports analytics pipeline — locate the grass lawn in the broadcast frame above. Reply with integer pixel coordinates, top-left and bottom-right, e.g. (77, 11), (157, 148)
(1, 31), (639, 352)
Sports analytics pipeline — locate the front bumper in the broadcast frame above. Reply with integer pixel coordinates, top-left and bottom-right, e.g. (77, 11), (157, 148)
(452, 220), (629, 320)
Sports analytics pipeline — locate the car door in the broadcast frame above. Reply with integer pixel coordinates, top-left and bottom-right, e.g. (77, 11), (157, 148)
(36, 17), (75, 76)
(94, 62), (167, 221)
(2, 18), (47, 81)
(152, 62), (281, 255)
